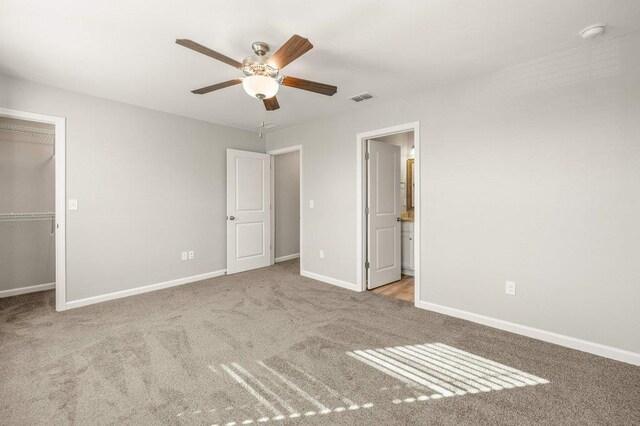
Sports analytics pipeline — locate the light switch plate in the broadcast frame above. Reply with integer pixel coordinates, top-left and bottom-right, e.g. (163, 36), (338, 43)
(309, 200), (314, 208)
(68, 199), (78, 210)
(181, 251), (188, 261)
(188, 250), (195, 260)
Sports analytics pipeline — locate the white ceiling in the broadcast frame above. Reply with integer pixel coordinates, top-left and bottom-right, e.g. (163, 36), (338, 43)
(1, 1), (639, 131)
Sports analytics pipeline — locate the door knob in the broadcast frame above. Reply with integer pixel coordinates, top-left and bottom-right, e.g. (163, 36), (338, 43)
(397, 217), (402, 222)
(229, 216), (235, 220)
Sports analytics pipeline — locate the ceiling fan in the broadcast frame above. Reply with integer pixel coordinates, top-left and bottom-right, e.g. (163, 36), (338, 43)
(176, 35), (337, 111)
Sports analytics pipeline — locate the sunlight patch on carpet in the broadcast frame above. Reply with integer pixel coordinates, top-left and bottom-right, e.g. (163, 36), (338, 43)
(176, 359), (374, 425)
(176, 343), (548, 424)
(346, 342), (548, 401)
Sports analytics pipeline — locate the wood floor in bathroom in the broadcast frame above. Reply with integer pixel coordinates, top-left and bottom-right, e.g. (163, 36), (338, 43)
(370, 275), (414, 302)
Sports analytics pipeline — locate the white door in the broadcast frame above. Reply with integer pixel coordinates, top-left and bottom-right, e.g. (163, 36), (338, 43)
(227, 149), (271, 274)
(367, 139), (402, 289)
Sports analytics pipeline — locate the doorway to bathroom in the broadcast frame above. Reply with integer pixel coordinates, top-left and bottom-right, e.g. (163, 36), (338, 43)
(357, 122), (420, 304)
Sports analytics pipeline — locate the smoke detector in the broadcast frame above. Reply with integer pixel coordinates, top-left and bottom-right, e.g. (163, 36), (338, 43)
(579, 23), (606, 40)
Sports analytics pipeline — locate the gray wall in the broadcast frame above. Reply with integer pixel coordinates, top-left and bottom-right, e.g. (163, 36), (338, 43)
(0, 117), (55, 291)
(0, 74), (262, 302)
(274, 151), (300, 259)
(266, 32), (640, 353)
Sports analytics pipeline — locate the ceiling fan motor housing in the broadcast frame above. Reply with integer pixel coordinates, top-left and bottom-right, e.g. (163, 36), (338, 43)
(242, 56), (279, 78)
(251, 41), (270, 56)
(242, 42), (279, 79)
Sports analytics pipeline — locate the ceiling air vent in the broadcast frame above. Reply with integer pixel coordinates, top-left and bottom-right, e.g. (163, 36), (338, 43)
(262, 122), (278, 130)
(349, 92), (374, 102)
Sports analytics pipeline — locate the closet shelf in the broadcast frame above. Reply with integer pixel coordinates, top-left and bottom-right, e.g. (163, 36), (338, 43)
(0, 122), (54, 145)
(0, 212), (55, 222)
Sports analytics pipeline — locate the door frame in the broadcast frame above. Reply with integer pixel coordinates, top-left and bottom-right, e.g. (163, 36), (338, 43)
(356, 122), (420, 305)
(0, 107), (67, 312)
(267, 145), (303, 272)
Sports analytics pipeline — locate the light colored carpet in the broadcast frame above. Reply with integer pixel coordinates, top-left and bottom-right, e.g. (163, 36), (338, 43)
(1, 259), (639, 425)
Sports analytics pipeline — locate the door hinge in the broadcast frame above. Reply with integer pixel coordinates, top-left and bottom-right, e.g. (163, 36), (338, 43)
(365, 261), (370, 269)
(365, 152), (370, 160)
(365, 207), (369, 215)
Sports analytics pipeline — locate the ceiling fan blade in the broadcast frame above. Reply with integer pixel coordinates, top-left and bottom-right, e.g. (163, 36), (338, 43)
(176, 39), (242, 68)
(268, 35), (313, 69)
(191, 79), (241, 94)
(263, 96), (280, 111)
(282, 76), (337, 96)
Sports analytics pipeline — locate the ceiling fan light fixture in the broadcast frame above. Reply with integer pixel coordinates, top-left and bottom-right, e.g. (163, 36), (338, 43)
(243, 75), (279, 100)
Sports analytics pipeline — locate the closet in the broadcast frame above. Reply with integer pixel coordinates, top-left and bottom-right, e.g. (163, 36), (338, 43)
(0, 117), (56, 296)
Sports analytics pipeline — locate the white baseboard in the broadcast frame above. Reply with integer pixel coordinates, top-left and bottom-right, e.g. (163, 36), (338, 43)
(301, 270), (360, 291)
(401, 268), (415, 276)
(275, 253), (300, 263)
(63, 269), (226, 311)
(416, 300), (640, 366)
(0, 282), (55, 298)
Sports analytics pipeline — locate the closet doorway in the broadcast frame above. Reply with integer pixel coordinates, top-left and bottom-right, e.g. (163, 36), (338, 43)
(268, 145), (302, 272)
(0, 108), (66, 311)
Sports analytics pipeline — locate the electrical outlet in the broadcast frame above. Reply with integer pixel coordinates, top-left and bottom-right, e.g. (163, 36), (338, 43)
(188, 250), (195, 260)
(68, 199), (78, 210)
(505, 281), (516, 296)
(181, 251), (188, 261)
(319, 250), (324, 259)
